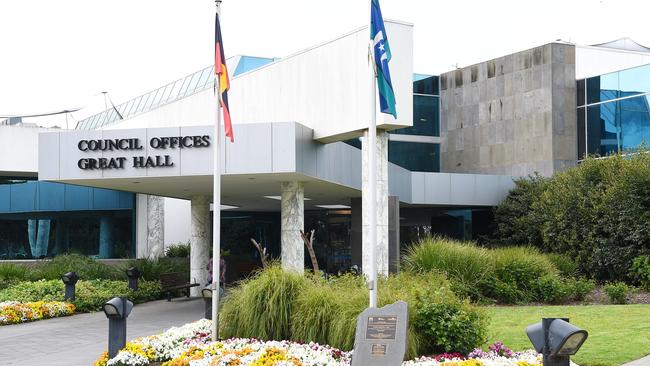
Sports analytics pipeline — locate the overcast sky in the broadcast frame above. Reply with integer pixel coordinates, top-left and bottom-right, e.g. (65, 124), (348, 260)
(1, 0), (649, 128)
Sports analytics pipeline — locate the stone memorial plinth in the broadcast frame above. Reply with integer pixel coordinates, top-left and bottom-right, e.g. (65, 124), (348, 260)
(351, 301), (408, 366)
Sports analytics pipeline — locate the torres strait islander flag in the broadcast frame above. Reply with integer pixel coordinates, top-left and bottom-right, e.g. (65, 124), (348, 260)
(215, 12), (234, 142)
(370, 0), (397, 118)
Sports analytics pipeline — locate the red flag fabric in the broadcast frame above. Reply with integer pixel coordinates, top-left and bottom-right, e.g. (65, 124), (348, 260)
(215, 12), (233, 142)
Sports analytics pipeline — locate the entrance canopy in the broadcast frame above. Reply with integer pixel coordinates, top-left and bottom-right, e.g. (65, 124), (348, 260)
(38, 122), (515, 210)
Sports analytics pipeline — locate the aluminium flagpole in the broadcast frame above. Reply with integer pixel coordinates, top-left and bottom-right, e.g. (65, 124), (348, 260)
(368, 0), (378, 309)
(211, 0), (223, 341)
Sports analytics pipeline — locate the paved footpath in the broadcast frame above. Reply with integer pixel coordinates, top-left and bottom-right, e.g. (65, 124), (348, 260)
(0, 298), (204, 366)
(623, 355), (650, 366)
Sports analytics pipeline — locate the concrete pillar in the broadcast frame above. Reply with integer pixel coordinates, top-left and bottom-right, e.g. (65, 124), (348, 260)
(362, 130), (389, 277)
(281, 181), (304, 273)
(99, 216), (114, 259)
(146, 195), (165, 260)
(190, 195), (210, 296)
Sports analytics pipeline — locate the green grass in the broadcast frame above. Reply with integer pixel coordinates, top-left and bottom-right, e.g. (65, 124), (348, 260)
(485, 305), (650, 366)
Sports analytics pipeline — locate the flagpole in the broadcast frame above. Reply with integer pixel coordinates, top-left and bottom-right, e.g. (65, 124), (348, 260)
(368, 0), (378, 309)
(211, 0), (223, 341)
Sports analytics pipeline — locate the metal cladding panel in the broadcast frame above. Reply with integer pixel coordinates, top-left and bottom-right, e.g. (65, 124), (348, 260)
(228, 21), (414, 142)
(64, 184), (91, 211)
(271, 123), (297, 172)
(224, 124), (273, 174)
(9, 183), (37, 212)
(424, 173), (451, 205)
(450, 174), (476, 204)
(38, 182), (65, 211)
(38, 132), (60, 180)
(179, 126), (214, 176)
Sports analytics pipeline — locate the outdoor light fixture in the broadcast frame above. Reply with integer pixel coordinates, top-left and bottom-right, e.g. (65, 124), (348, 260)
(102, 297), (134, 358)
(201, 288), (213, 319)
(61, 272), (79, 301)
(125, 267), (141, 291)
(526, 318), (588, 366)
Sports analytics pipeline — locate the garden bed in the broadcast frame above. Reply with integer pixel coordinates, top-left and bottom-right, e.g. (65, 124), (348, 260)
(0, 300), (74, 325)
(94, 320), (543, 366)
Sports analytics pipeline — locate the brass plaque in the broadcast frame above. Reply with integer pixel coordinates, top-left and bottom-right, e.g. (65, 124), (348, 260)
(366, 316), (397, 340)
(371, 344), (388, 356)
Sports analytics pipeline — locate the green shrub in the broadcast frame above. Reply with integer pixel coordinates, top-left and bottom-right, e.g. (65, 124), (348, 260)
(532, 275), (572, 304)
(165, 242), (190, 258)
(546, 253), (579, 277)
(494, 152), (650, 282)
(0, 279), (162, 312)
(492, 173), (549, 247)
(121, 258), (189, 281)
(220, 266), (487, 357)
(402, 236), (493, 300)
(569, 277), (596, 301)
(629, 256), (650, 290)
(30, 254), (122, 281)
(603, 282), (632, 304)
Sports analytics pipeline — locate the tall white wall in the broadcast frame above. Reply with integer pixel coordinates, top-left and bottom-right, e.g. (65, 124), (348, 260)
(0, 125), (58, 176)
(105, 21), (414, 143)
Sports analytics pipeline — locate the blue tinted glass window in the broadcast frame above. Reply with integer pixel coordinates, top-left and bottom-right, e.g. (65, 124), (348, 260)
(586, 95), (650, 155)
(143, 90), (158, 110)
(413, 76), (439, 95)
(577, 79), (585, 106)
(122, 100), (135, 117)
(151, 87), (165, 107)
(388, 141), (440, 172)
(136, 93), (151, 113)
(393, 95), (439, 137)
(619, 63), (650, 96)
(184, 71), (202, 96)
(177, 75), (192, 97)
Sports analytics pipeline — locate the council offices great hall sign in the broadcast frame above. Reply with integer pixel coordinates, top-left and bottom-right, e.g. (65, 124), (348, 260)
(76, 135), (211, 170)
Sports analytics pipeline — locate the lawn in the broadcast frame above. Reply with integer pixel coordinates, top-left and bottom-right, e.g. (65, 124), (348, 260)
(484, 305), (650, 366)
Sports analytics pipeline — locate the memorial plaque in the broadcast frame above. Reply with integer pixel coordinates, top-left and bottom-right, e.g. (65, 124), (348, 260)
(351, 301), (408, 366)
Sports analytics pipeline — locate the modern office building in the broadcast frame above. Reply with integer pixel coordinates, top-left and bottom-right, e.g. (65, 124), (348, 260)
(3, 19), (650, 290)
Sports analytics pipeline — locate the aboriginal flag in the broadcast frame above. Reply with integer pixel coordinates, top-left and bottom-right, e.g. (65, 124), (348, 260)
(215, 12), (233, 142)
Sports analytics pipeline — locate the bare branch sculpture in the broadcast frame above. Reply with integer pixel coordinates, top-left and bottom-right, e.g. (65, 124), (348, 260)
(300, 229), (319, 273)
(250, 238), (269, 268)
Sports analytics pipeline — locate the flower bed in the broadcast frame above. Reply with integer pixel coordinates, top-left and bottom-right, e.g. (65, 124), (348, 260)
(0, 300), (75, 325)
(95, 321), (544, 366)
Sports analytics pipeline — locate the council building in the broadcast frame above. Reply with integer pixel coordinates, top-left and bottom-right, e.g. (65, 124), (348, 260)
(2, 20), (649, 292)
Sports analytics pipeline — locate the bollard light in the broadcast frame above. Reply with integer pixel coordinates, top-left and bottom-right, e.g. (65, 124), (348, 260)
(102, 297), (134, 358)
(125, 267), (141, 291)
(61, 272), (79, 302)
(526, 318), (588, 366)
(201, 288), (213, 319)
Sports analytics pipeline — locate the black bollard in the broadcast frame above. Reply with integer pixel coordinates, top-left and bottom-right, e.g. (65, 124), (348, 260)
(126, 267), (141, 291)
(102, 297), (134, 358)
(61, 272), (79, 302)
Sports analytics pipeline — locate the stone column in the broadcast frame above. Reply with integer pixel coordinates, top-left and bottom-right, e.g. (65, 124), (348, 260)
(362, 130), (389, 277)
(146, 195), (165, 260)
(99, 216), (114, 259)
(190, 195), (210, 296)
(281, 181), (304, 273)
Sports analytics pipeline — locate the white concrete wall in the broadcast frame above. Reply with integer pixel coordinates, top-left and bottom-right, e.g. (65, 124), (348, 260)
(576, 45), (650, 79)
(105, 21), (414, 143)
(164, 197), (191, 247)
(0, 125), (58, 176)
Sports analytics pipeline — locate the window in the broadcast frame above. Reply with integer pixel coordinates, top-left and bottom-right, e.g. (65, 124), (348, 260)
(388, 141), (440, 172)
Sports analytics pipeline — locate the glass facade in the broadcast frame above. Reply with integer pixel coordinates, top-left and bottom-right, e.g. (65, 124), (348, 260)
(218, 210), (351, 281)
(345, 75), (442, 172)
(0, 180), (135, 260)
(399, 207), (494, 248)
(577, 64), (650, 158)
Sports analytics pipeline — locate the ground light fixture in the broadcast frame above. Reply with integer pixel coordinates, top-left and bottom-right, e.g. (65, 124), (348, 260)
(525, 318), (588, 366)
(201, 288), (213, 319)
(102, 297), (134, 358)
(126, 267), (141, 291)
(61, 272), (79, 301)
